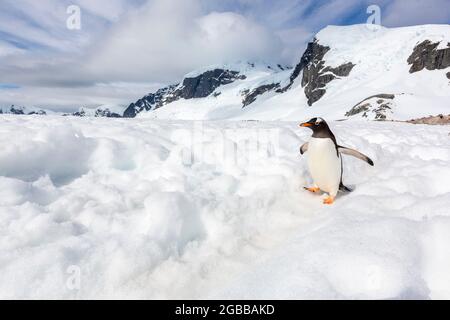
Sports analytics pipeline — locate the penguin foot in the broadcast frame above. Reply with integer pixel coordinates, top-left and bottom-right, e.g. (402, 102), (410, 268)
(323, 196), (335, 205)
(304, 186), (320, 193)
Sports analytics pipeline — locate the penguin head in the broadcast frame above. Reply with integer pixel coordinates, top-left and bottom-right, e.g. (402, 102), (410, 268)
(300, 117), (328, 131)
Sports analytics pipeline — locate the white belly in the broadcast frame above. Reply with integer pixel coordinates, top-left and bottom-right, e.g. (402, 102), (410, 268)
(306, 137), (341, 196)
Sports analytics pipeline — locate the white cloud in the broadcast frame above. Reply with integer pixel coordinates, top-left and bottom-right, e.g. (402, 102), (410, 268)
(84, 0), (283, 83)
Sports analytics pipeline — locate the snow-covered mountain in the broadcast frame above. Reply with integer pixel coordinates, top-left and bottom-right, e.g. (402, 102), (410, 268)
(0, 105), (54, 115)
(64, 105), (124, 118)
(0, 105), (125, 118)
(126, 24), (450, 121)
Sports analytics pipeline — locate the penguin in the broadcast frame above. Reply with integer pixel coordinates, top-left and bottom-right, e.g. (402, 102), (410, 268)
(299, 117), (374, 204)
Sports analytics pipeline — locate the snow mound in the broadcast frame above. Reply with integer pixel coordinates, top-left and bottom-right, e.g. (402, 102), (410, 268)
(0, 115), (449, 299)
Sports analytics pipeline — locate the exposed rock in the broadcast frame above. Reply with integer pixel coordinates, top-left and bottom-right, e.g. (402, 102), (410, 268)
(373, 104), (392, 120)
(345, 103), (370, 117)
(9, 105), (25, 115)
(447, 72), (450, 79)
(278, 39), (355, 105)
(345, 94), (395, 120)
(302, 60), (355, 106)
(95, 108), (121, 118)
(407, 40), (450, 73)
(175, 69), (246, 99)
(28, 110), (47, 115)
(123, 84), (179, 118)
(242, 83), (280, 107)
(72, 109), (86, 117)
(407, 114), (450, 125)
(278, 40), (326, 93)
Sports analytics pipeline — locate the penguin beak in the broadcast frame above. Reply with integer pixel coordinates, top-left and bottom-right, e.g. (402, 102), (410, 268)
(300, 122), (312, 127)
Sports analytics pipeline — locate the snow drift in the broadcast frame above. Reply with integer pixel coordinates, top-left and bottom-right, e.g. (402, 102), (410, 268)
(1, 115), (449, 299)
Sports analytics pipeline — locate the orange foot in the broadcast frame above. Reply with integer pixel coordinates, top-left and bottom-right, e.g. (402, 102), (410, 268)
(323, 196), (335, 205)
(304, 186), (320, 193)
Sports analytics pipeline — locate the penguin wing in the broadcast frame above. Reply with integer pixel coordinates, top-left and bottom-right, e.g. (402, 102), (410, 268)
(338, 146), (374, 166)
(300, 142), (308, 155)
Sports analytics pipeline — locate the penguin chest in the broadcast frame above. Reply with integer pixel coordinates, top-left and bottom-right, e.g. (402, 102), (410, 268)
(306, 137), (341, 193)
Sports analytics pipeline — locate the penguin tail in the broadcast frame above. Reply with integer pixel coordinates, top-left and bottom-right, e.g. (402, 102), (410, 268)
(339, 182), (353, 193)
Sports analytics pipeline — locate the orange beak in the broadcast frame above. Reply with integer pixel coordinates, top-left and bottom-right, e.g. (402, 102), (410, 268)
(300, 122), (312, 127)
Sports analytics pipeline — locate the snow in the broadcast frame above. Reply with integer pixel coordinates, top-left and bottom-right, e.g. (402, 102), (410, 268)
(183, 61), (289, 78)
(1, 114), (449, 299)
(141, 24), (449, 122)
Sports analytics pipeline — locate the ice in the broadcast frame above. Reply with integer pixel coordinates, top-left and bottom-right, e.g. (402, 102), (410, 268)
(0, 115), (449, 299)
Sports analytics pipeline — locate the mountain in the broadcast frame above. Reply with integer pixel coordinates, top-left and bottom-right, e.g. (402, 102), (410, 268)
(123, 63), (291, 118)
(0, 105), (124, 118)
(64, 105), (124, 118)
(0, 105), (52, 115)
(126, 24), (450, 121)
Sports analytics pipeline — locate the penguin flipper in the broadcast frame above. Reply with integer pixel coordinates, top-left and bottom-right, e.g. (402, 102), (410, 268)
(338, 146), (374, 166)
(300, 142), (308, 155)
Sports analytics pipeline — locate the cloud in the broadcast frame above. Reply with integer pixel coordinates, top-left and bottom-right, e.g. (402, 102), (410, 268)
(0, 40), (25, 57)
(84, 0), (283, 83)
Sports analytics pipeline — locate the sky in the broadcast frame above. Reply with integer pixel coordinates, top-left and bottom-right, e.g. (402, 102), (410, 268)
(0, 0), (449, 111)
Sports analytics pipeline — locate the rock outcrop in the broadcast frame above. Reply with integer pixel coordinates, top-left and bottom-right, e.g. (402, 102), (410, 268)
(242, 83), (280, 107)
(279, 39), (355, 105)
(94, 108), (121, 118)
(345, 94), (395, 120)
(407, 40), (450, 74)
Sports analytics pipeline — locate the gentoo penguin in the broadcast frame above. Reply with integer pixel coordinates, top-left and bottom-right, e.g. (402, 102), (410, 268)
(299, 117), (374, 204)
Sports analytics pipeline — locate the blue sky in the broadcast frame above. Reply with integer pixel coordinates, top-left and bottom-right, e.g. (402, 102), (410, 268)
(0, 0), (449, 110)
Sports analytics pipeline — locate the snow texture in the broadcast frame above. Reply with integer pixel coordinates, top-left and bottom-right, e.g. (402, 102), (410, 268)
(1, 114), (449, 299)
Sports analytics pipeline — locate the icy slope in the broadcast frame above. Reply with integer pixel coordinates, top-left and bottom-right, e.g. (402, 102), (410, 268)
(138, 24), (449, 121)
(0, 115), (449, 299)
